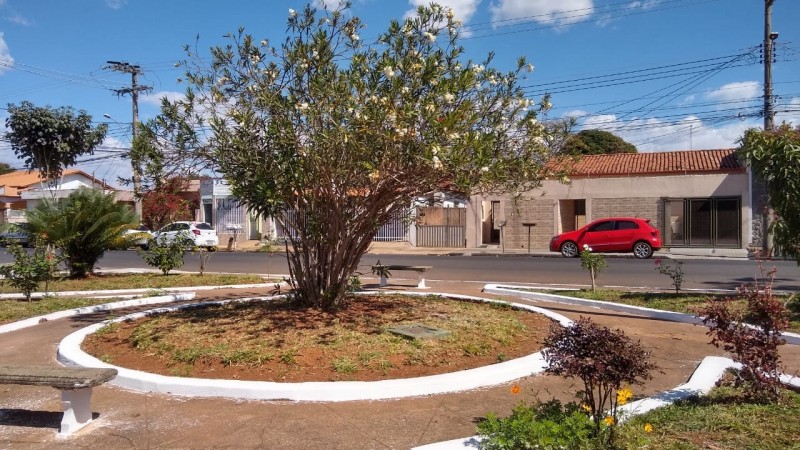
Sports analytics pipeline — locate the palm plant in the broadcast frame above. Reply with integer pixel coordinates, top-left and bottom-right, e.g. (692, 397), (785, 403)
(26, 187), (138, 277)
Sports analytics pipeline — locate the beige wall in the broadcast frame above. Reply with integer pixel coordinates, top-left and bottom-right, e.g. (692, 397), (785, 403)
(467, 172), (751, 250)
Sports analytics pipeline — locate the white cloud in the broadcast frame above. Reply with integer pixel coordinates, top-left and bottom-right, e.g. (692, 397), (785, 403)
(141, 91), (186, 107)
(775, 96), (800, 127)
(104, 0), (127, 10)
(704, 81), (760, 103)
(405, 0), (480, 23)
(0, 32), (13, 74)
(490, 0), (594, 27)
(627, 0), (661, 10)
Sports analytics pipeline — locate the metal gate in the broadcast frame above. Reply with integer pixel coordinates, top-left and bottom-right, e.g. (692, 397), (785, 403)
(415, 207), (466, 247)
(274, 208), (410, 242)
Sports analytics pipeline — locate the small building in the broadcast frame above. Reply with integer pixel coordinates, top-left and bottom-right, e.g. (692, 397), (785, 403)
(0, 170), (132, 224)
(467, 149), (751, 256)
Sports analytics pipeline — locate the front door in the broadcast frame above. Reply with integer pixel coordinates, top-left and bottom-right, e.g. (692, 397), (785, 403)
(489, 201), (501, 244)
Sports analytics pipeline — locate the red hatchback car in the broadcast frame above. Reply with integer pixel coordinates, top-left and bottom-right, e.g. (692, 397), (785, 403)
(549, 217), (662, 259)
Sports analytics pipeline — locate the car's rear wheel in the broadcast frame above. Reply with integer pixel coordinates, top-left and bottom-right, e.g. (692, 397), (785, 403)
(633, 241), (653, 259)
(560, 241), (579, 258)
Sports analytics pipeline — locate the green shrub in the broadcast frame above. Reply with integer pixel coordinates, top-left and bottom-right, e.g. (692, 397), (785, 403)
(477, 400), (596, 450)
(0, 243), (58, 301)
(139, 240), (186, 275)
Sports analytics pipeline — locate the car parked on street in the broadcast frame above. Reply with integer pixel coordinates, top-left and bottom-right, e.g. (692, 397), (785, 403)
(0, 223), (33, 247)
(122, 225), (153, 250)
(152, 221), (219, 251)
(549, 217), (662, 259)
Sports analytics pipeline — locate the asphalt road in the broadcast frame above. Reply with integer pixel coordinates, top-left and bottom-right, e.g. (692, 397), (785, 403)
(75, 250), (800, 292)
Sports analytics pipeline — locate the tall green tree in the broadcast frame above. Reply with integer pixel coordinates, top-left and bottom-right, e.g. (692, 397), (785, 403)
(0, 162), (16, 175)
(4, 101), (107, 182)
(563, 129), (637, 155)
(153, 3), (567, 309)
(738, 124), (800, 263)
(26, 187), (138, 277)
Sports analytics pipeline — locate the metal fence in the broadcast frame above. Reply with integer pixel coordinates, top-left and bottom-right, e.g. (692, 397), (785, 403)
(274, 207), (411, 242)
(415, 207), (466, 247)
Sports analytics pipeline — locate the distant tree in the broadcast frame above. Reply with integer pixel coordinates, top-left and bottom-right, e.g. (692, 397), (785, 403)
(564, 129), (637, 155)
(4, 101), (107, 182)
(26, 187), (137, 278)
(151, 3), (568, 309)
(0, 162), (15, 175)
(738, 124), (800, 263)
(142, 177), (196, 230)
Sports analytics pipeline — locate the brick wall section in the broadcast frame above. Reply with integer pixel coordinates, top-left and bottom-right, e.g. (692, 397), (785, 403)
(591, 198), (661, 230)
(503, 198), (556, 250)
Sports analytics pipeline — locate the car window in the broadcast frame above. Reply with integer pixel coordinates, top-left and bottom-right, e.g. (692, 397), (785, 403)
(616, 221), (639, 230)
(177, 223), (190, 231)
(194, 223), (214, 230)
(588, 221), (614, 232)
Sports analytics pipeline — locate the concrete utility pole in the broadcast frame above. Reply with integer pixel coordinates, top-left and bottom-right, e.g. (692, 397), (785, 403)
(762, 0), (777, 256)
(763, 0), (777, 131)
(105, 60), (152, 219)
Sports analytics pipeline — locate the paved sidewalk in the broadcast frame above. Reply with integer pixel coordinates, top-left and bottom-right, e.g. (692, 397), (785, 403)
(1, 280), (798, 449)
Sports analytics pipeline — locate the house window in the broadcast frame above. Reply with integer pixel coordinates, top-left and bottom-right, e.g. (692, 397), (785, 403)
(662, 197), (740, 248)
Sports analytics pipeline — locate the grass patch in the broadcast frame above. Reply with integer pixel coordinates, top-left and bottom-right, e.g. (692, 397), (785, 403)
(540, 289), (800, 333)
(618, 386), (800, 449)
(0, 273), (269, 325)
(0, 272), (267, 294)
(0, 297), (119, 325)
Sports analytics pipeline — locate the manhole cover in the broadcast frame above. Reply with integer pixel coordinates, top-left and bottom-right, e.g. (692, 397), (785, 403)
(388, 323), (451, 340)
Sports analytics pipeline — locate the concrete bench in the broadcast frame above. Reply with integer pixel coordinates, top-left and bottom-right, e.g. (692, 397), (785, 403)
(372, 264), (433, 289)
(0, 365), (117, 436)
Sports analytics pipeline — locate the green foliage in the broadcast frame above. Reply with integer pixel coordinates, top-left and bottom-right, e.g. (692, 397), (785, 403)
(654, 258), (684, 293)
(543, 317), (657, 446)
(698, 266), (788, 402)
(0, 162), (15, 175)
(150, 3), (568, 309)
(477, 400), (597, 450)
(0, 244), (58, 301)
(738, 124), (800, 262)
(564, 129), (637, 155)
(139, 239), (186, 275)
(579, 245), (607, 291)
(4, 101), (107, 181)
(25, 188), (137, 278)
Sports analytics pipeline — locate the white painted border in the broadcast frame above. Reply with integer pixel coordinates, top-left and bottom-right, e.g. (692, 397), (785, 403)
(0, 293), (196, 334)
(57, 292), (572, 402)
(483, 284), (800, 345)
(0, 283), (274, 301)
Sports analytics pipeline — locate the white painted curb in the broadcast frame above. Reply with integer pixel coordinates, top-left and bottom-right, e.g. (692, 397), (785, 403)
(483, 284), (800, 345)
(0, 293), (196, 335)
(57, 292), (573, 402)
(0, 283), (275, 301)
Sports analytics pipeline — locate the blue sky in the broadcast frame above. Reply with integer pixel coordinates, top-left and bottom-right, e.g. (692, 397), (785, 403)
(1, 0), (798, 187)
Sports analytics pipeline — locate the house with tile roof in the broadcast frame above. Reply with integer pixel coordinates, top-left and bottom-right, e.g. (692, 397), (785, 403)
(465, 149), (752, 256)
(0, 169), (134, 224)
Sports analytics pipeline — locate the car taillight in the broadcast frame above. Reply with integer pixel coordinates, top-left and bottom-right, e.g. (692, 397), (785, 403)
(192, 230), (201, 235)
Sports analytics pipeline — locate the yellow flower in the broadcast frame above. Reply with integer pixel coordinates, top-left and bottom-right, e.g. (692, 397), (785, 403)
(617, 387), (633, 406)
(510, 385), (520, 395)
(644, 423), (653, 433)
(580, 403), (591, 412)
(604, 416), (615, 426)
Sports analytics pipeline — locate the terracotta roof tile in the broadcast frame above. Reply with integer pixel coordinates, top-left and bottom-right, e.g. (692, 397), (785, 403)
(565, 149), (744, 177)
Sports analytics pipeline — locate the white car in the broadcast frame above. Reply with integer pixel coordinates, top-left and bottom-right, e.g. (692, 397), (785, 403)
(152, 221), (219, 251)
(122, 225), (153, 250)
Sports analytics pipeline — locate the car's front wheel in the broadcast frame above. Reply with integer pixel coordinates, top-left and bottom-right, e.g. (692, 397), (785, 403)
(633, 241), (653, 259)
(560, 241), (579, 258)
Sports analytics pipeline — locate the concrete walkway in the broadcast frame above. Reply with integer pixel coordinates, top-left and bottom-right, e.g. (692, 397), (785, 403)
(1, 280), (799, 449)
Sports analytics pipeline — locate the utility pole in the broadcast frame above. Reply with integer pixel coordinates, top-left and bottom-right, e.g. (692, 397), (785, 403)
(763, 0), (777, 131)
(105, 60), (152, 219)
(761, 0), (777, 256)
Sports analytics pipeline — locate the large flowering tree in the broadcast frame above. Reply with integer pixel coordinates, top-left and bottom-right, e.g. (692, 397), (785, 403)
(152, 3), (564, 308)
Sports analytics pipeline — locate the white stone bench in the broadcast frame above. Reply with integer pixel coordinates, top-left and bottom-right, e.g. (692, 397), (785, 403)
(372, 264), (433, 289)
(0, 365), (117, 436)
